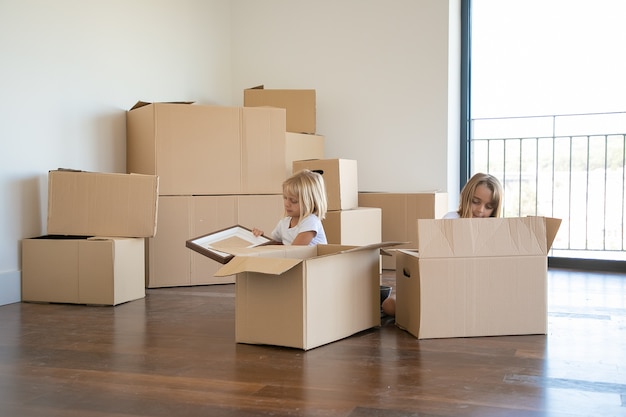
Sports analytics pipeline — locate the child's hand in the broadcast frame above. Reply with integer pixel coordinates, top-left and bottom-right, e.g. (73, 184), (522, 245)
(252, 228), (263, 237)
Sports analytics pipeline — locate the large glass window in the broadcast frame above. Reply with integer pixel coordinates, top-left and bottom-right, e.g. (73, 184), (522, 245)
(467, 0), (626, 263)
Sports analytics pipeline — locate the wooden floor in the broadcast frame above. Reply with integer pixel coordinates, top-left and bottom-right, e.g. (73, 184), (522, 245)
(1, 268), (625, 417)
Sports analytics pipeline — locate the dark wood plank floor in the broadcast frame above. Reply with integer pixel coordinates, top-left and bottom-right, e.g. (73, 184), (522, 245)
(1, 268), (625, 417)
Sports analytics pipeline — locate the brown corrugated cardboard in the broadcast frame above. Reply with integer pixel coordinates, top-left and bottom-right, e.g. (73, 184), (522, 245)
(323, 207), (382, 245)
(126, 102), (286, 196)
(147, 194), (283, 288)
(21, 236), (145, 305)
(244, 86), (316, 134)
(213, 242), (399, 350)
(358, 192), (448, 269)
(293, 159), (359, 211)
(46, 170), (159, 238)
(285, 132), (325, 178)
(395, 216), (562, 339)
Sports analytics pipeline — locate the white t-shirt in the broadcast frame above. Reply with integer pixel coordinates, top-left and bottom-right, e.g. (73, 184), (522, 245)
(442, 211), (460, 219)
(271, 214), (327, 246)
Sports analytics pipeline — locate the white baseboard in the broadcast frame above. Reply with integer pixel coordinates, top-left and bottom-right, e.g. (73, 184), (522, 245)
(0, 270), (21, 306)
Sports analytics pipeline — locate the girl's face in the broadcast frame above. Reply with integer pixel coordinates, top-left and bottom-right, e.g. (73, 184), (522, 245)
(283, 193), (301, 218)
(471, 184), (495, 218)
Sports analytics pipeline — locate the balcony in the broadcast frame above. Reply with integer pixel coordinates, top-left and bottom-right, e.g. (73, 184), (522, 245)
(470, 111), (626, 263)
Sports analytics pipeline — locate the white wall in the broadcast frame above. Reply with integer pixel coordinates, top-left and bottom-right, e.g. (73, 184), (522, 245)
(0, 0), (233, 305)
(230, 0), (460, 194)
(0, 0), (460, 306)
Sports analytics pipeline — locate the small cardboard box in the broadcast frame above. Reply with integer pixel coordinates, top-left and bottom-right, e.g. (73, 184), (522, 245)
(358, 192), (448, 269)
(395, 216), (561, 339)
(244, 86), (316, 134)
(21, 236), (146, 305)
(47, 169), (159, 238)
(293, 159), (358, 211)
(323, 207), (382, 246)
(213, 242), (399, 350)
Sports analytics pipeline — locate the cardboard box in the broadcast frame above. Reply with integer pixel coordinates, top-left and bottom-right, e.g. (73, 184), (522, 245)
(146, 194), (283, 288)
(285, 132), (325, 178)
(358, 192), (448, 269)
(323, 207), (382, 246)
(293, 159), (358, 211)
(214, 242), (398, 350)
(47, 169), (159, 238)
(244, 86), (316, 134)
(21, 236), (146, 305)
(126, 102), (286, 196)
(395, 216), (561, 339)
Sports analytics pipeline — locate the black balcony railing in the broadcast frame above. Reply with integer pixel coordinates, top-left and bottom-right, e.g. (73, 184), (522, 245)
(470, 111), (626, 261)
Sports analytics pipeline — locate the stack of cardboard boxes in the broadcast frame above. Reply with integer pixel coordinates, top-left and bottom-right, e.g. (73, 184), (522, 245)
(21, 169), (159, 305)
(292, 158), (382, 246)
(127, 88), (325, 288)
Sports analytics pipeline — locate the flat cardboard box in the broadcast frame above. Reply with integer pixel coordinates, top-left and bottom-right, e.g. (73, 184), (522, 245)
(358, 192), (448, 269)
(126, 102), (286, 196)
(395, 216), (561, 339)
(146, 194), (283, 288)
(47, 169), (159, 238)
(214, 242), (399, 350)
(244, 86), (316, 134)
(186, 225), (272, 264)
(323, 207), (382, 246)
(21, 236), (146, 306)
(293, 159), (358, 211)
(285, 132), (325, 178)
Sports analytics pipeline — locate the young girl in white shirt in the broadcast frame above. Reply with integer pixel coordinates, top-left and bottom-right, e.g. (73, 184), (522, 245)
(253, 169), (328, 246)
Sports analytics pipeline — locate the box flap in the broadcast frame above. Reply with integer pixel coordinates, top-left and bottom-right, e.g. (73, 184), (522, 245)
(214, 255), (303, 277)
(544, 217), (562, 250)
(417, 217), (561, 258)
(129, 100), (194, 111)
(214, 241), (403, 277)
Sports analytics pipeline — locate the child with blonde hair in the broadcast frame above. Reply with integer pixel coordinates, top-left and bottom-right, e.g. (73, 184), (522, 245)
(382, 172), (504, 318)
(443, 172), (503, 219)
(253, 169), (328, 246)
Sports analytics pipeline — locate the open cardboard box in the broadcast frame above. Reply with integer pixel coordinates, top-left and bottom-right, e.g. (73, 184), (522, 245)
(395, 216), (561, 339)
(185, 225), (273, 264)
(205, 240), (402, 350)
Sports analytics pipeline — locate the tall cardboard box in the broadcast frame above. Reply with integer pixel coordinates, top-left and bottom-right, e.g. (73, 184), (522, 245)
(214, 243), (396, 350)
(244, 86), (316, 134)
(395, 216), (561, 339)
(293, 159), (358, 211)
(126, 103), (286, 196)
(47, 170), (159, 238)
(21, 236), (145, 306)
(358, 192), (448, 269)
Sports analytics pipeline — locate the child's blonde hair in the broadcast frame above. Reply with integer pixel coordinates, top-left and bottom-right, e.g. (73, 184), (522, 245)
(457, 172), (503, 218)
(283, 169), (328, 222)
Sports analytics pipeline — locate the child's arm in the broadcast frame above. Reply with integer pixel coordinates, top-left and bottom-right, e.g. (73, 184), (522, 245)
(291, 231), (316, 246)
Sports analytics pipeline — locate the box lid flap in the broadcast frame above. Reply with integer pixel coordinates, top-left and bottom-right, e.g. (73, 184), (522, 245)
(417, 216), (561, 258)
(214, 241), (404, 277)
(129, 100), (194, 111)
(214, 255), (303, 277)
